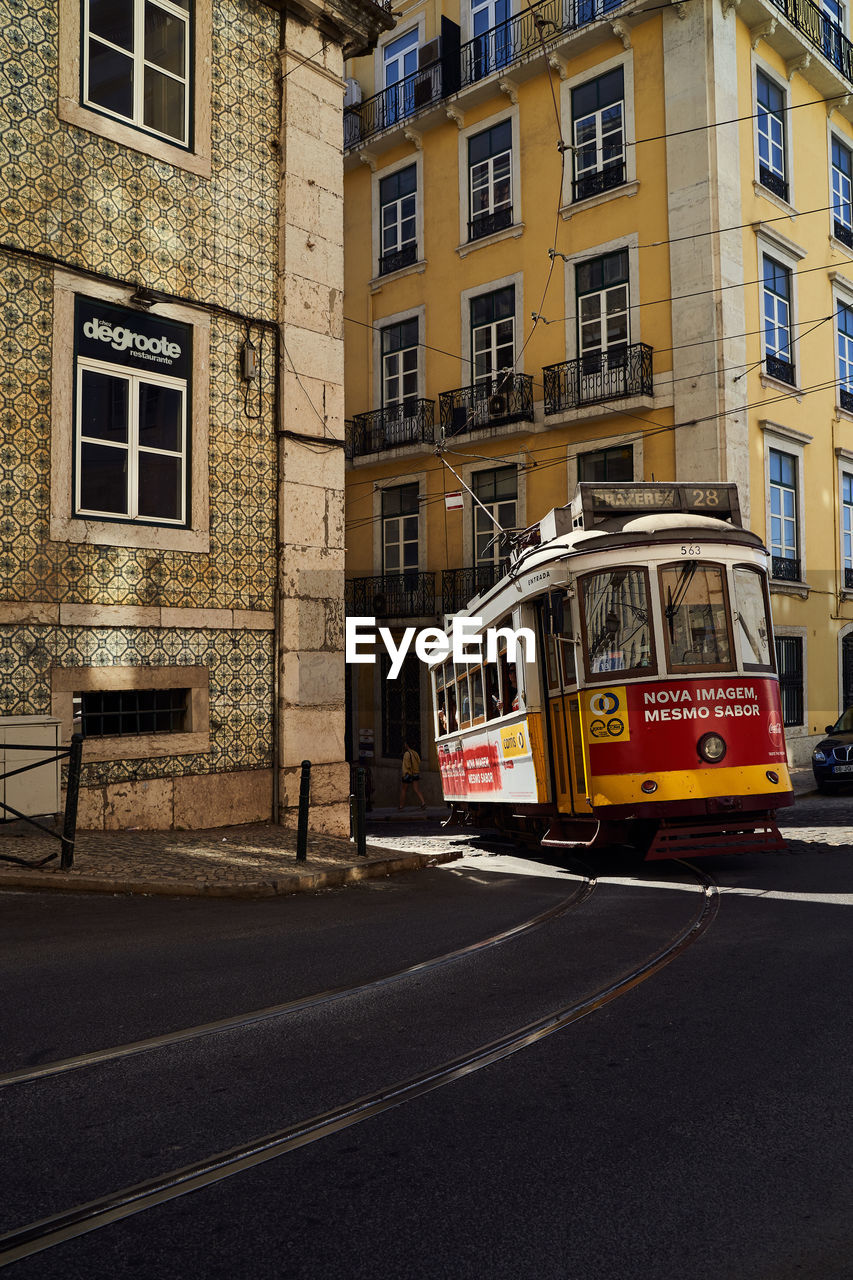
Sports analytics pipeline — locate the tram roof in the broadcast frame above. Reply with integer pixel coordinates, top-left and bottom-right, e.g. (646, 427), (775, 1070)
(437, 509), (765, 643)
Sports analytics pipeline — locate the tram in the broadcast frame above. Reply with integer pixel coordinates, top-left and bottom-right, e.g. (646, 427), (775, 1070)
(429, 482), (793, 858)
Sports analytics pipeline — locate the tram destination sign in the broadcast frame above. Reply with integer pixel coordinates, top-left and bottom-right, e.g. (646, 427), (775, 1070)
(572, 482), (741, 527)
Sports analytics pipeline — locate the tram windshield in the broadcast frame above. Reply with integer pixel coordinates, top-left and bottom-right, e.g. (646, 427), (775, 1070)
(580, 568), (654, 676)
(660, 564), (732, 670)
(733, 567), (773, 669)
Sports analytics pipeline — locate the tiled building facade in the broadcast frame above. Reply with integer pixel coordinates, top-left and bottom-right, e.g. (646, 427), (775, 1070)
(0, 0), (391, 831)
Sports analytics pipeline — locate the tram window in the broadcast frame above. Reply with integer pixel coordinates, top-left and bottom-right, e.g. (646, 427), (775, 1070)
(580, 568), (654, 678)
(499, 657), (522, 711)
(733, 567), (774, 670)
(457, 669), (472, 726)
(544, 635), (561, 694)
(484, 661), (501, 716)
(470, 666), (485, 722)
(434, 666), (446, 736)
(558, 637), (577, 688)
(446, 683), (458, 732)
(660, 564), (733, 671)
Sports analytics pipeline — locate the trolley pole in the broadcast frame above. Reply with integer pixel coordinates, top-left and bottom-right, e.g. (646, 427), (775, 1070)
(355, 767), (367, 857)
(60, 733), (84, 870)
(295, 759), (311, 862)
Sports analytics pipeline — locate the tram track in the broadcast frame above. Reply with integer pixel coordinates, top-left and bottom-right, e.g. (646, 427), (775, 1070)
(0, 860), (593, 1090)
(0, 859), (718, 1269)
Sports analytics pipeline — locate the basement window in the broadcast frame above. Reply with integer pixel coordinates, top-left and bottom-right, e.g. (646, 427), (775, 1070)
(73, 688), (189, 738)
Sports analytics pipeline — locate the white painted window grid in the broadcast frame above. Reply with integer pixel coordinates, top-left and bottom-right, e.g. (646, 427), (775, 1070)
(756, 71), (786, 187)
(768, 446), (799, 561)
(74, 356), (187, 526)
(83, 0), (190, 147)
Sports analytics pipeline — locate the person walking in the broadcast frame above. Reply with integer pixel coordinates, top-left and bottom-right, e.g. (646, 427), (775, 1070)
(399, 741), (426, 810)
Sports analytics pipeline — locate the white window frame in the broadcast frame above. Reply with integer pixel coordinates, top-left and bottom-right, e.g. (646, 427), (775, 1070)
(373, 17), (426, 118)
(51, 272), (210, 553)
(59, 0), (211, 176)
(760, 422), (811, 586)
(371, 304), (426, 410)
(459, 453), (527, 567)
(74, 358), (188, 525)
(560, 53), (636, 213)
(82, 0), (191, 148)
(381, 320), (420, 411)
(371, 153), (425, 282)
(460, 271), (524, 383)
(561, 233), (640, 362)
(755, 227), (805, 391)
(456, 105), (521, 249)
(472, 465), (519, 567)
(837, 447), (853, 590)
(829, 127), (853, 249)
(372, 471), (427, 574)
(752, 58), (794, 209)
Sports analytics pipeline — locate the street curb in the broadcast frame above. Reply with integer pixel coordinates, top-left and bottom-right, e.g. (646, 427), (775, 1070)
(0, 848), (462, 900)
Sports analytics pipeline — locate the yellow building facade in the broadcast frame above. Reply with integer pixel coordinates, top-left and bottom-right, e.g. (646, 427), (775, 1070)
(343, 0), (853, 801)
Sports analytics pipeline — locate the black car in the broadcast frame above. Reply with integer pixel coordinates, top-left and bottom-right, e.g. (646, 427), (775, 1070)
(812, 708), (853, 791)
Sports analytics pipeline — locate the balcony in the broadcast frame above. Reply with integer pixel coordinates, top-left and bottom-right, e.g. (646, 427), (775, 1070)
(543, 343), (653, 415)
(345, 572), (436, 618)
(840, 386), (853, 413)
(347, 400), (435, 459)
(439, 374), (534, 436)
(442, 564), (504, 614)
(573, 162), (626, 203)
(379, 243), (418, 276)
(345, 0), (629, 151)
(468, 206), (514, 242)
(767, 0), (853, 83)
(771, 555), (801, 581)
(765, 355), (796, 385)
(845, 567), (853, 589)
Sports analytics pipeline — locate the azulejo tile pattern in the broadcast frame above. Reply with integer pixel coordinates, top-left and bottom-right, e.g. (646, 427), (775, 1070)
(0, 624), (274, 785)
(0, 0), (282, 785)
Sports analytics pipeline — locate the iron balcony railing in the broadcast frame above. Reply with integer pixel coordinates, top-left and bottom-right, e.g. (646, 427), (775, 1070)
(771, 555), (801, 581)
(345, 572), (436, 618)
(468, 206), (513, 241)
(845, 566), (853, 589)
(768, 0), (853, 83)
(765, 355), (796, 385)
(439, 373), (534, 436)
(442, 564), (504, 614)
(835, 220), (853, 248)
(543, 342), (653, 415)
(345, 0), (628, 150)
(573, 161), (625, 203)
(840, 385), (853, 413)
(758, 166), (788, 203)
(379, 242), (418, 276)
(347, 400), (435, 459)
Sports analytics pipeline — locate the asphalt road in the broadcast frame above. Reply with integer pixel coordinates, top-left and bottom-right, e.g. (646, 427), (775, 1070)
(1, 812), (851, 1280)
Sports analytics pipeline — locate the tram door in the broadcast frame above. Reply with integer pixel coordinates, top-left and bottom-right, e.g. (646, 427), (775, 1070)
(542, 604), (588, 813)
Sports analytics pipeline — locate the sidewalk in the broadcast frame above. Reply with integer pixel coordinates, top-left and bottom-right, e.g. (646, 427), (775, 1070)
(0, 816), (458, 900)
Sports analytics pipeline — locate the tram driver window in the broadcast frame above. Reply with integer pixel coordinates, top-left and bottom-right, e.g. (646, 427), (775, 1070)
(733, 567), (774, 670)
(660, 564), (733, 671)
(580, 568), (654, 678)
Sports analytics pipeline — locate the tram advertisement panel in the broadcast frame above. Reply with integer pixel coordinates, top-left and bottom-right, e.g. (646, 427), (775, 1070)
(437, 718), (541, 802)
(580, 677), (787, 769)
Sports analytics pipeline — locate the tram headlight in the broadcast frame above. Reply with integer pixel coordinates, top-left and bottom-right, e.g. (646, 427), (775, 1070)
(697, 732), (727, 763)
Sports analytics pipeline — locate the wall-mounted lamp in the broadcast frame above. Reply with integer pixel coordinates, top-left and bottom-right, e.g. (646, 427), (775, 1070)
(241, 339), (258, 380)
(129, 285), (171, 309)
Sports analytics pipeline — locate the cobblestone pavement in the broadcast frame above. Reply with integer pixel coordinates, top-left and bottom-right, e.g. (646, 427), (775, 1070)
(0, 811), (457, 899)
(0, 768), (846, 899)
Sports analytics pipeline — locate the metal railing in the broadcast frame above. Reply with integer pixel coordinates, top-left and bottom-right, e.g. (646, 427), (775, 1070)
(439, 373), (534, 436)
(543, 342), (653, 415)
(345, 0), (629, 150)
(765, 355), (796, 385)
(345, 572), (436, 618)
(442, 564), (504, 614)
(0, 734), (83, 869)
(573, 162), (626, 203)
(768, 0), (853, 83)
(845, 566), (853, 589)
(379, 243), (418, 276)
(347, 400), (435, 459)
(468, 207), (514, 241)
(771, 555), (801, 581)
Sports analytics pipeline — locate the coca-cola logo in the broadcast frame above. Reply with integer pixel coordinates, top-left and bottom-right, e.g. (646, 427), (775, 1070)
(768, 718), (783, 736)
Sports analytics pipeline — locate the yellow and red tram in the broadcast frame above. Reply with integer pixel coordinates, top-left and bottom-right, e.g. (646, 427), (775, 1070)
(429, 482), (793, 859)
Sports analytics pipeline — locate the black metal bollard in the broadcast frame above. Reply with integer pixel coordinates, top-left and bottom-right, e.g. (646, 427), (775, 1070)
(295, 759), (311, 862)
(355, 767), (367, 857)
(60, 733), (84, 870)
